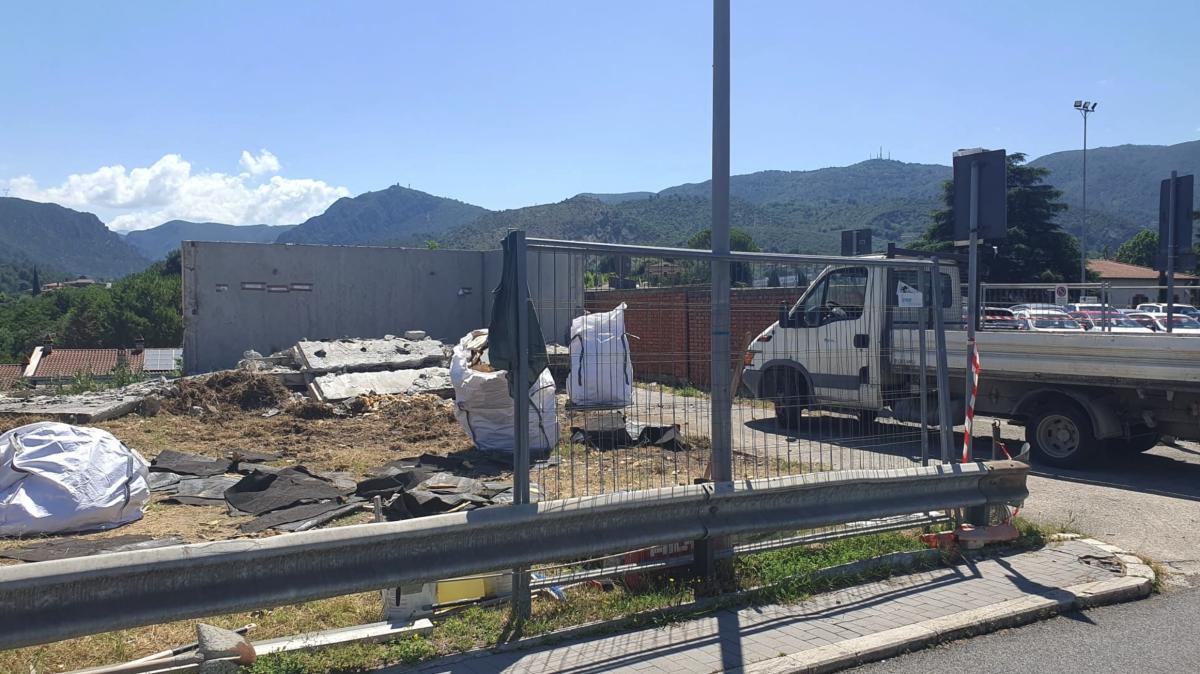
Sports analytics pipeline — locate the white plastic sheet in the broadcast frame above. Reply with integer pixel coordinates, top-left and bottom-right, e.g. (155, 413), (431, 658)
(568, 303), (634, 407)
(450, 330), (558, 456)
(0, 422), (150, 536)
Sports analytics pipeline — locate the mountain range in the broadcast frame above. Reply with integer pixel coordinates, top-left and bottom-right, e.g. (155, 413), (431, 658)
(1, 140), (1196, 287)
(124, 221), (297, 260)
(0, 198), (150, 290)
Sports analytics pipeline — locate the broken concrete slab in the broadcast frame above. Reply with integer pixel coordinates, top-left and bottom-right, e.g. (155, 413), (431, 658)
(309, 367), (452, 402)
(296, 336), (447, 374)
(0, 379), (173, 423)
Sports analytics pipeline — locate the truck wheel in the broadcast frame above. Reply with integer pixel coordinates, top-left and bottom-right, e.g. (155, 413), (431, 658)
(1026, 404), (1097, 468)
(771, 370), (804, 431)
(1107, 426), (1161, 455)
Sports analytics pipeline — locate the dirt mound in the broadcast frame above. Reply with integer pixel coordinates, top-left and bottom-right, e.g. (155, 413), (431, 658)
(286, 399), (336, 420)
(386, 394), (460, 443)
(171, 371), (292, 414)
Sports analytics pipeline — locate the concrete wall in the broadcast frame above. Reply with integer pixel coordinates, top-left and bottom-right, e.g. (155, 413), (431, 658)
(183, 242), (582, 374)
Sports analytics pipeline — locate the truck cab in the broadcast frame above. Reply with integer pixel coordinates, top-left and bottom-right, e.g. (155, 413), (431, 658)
(741, 259), (960, 429)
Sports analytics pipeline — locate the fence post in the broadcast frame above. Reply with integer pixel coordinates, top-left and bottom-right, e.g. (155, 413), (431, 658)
(509, 231), (532, 621)
(695, 0), (733, 591)
(929, 260), (954, 463)
(918, 270), (930, 466)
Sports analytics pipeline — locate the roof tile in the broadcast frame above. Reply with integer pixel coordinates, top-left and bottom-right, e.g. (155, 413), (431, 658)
(32, 349), (145, 379)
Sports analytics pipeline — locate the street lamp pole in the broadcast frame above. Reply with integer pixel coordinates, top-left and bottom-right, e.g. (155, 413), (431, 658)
(1074, 100), (1097, 283)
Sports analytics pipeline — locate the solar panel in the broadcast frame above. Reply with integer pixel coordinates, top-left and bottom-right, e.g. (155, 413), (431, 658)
(143, 348), (182, 372)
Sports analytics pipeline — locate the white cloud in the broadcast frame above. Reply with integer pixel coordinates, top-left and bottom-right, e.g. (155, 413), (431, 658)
(4, 151), (349, 231)
(240, 149), (281, 176)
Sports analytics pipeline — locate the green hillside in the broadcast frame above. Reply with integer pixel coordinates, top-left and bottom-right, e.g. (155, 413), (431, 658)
(277, 185), (489, 246)
(0, 198), (150, 280)
(1032, 140), (1200, 251)
(126, 221), (297, 260)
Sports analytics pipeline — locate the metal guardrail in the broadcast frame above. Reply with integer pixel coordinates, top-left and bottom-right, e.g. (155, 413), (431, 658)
(0, 461), (1027, 650)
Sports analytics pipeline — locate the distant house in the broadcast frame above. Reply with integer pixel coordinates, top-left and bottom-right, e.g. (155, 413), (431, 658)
(40, 276), (108, 293)
(0, 364), (23, 391)
(1087, 260), (1199, 308)
(23, 339), (182, 385)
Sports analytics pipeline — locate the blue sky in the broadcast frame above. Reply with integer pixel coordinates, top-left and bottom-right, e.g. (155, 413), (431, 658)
(2, 1), (1197, 229)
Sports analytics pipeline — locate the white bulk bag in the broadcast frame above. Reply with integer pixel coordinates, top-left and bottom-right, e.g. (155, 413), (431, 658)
(568, 303), (634, 407)
(450, 330), (558, 456)
(0, 422), (150, 536)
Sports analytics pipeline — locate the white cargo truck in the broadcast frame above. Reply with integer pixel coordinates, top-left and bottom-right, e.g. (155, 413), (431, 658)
(740, 258), (1200, 467)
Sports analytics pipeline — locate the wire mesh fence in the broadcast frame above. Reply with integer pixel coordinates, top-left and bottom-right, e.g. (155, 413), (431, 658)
(519, 242), (960, 504)
(978, 282), (1200, 333)
(448, 233), (988, 612)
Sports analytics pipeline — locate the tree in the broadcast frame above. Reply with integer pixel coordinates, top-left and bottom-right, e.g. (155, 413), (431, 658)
(913, 153), (1081, 282)
(766, 268), (781, 287)
(161, 249), (182, 276)
(684, 228), (760, 286)
(1114, 230), (1157, 268)
(425, 240), (440, 250)
(31, 267), (40, 296)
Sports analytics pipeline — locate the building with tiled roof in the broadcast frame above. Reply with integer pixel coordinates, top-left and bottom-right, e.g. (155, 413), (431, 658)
(28, 348), (144, 380)
(1087, 259), (1199, 308)
(21, 338), (184, 385)
(1088, 259), (1198, 281)
(0, 364), (23, 390)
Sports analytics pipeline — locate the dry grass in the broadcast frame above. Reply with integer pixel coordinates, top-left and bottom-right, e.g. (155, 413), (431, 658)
(0, 395), (474, 557)
(0, 381), (843, 671)
(1, 593), (383, 673)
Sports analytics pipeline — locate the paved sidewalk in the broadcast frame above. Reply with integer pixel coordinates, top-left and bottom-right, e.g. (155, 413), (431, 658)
(402, 539), (1151, 674)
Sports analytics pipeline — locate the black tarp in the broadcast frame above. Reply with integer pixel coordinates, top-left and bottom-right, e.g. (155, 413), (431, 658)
(224, 467), (345, 515)
(0, 534), (185, 562)
(487, 231), (548, 395)
(150, 450), (234, 477)
(238, 498), (363, 534)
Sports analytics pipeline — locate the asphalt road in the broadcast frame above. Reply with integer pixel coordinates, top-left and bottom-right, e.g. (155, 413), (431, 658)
(1021, 438), (1200, 580)
(848, 434), (1200, 672)
(852, 586), (1200, 673)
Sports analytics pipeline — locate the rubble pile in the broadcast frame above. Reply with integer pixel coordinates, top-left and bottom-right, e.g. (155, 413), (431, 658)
(240, 335), (454, 402)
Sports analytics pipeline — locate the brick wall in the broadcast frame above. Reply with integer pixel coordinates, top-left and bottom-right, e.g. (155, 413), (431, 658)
(584, 286), (805, 387)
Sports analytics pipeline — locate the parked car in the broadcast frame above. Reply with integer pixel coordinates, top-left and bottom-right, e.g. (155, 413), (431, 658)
(1070, 312), (1155, 334)
(982, 307), (1025, 330)
(1010, 303), (1068, 315)
(1021, 312), (1085, 332)
(1135, 303), (1200, 318)
(1065, 303), (1107, 313)
(1128, 312), (1200, 334)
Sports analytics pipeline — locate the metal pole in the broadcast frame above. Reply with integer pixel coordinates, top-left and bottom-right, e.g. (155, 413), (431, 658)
(510, 230), (531, 620)
(918, 270), (929, 466)
(1167, 171), (1177, 334)
(964, 161), (980, 462)
(710, 0), (732, 484)
(929, 260), (953, 463)
(1081, 112), (1088, 283)
(695, 0), (732, 588)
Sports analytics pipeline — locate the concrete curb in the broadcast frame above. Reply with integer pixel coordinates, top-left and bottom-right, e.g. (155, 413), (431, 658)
(732, 537), (1154, 674)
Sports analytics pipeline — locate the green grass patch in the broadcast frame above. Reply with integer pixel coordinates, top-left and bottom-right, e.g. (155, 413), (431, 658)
(1011, 516), (1079, 549)
(245, 531), (929, 673)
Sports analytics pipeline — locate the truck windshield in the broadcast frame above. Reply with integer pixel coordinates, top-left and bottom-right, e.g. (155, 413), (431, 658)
(796, 267), (867, 325)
